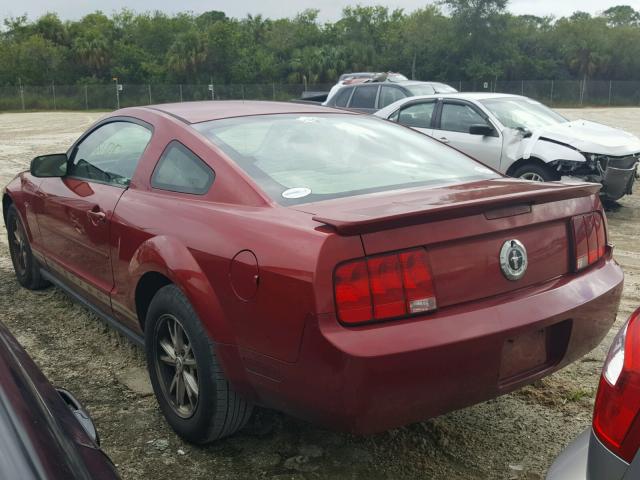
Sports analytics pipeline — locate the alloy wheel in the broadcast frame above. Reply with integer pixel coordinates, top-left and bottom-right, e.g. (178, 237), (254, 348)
(9, 216), (28, 276)
(154, 314), (199, 418)
(519, 172), (545, 182)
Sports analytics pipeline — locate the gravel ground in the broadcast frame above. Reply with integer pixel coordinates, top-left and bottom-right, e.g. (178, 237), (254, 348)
(0, 108), (638, 480)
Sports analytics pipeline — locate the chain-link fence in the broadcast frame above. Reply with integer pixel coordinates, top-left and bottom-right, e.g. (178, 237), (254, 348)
(2, 80), (640, 111)
(0, 83), (334, 111)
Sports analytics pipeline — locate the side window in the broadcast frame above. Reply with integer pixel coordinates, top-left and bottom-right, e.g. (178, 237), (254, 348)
(349, 85), (379, 109)
(439, 102), (490, 134)
(69, 121), (151, 187)
(397, 102), (436, 129)
(379, 86), (407, 108)
(333, 87), (353, 108)
(151, 141), (215, 195)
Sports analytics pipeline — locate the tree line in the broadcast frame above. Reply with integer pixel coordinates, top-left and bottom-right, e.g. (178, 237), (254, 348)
(1, 1), (640, 86)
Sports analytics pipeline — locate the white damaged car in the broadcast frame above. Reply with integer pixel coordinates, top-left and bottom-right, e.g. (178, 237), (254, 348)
(375, 93), (640, 201)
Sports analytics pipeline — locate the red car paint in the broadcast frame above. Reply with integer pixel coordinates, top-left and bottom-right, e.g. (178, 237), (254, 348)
(2, 101), (623, 433)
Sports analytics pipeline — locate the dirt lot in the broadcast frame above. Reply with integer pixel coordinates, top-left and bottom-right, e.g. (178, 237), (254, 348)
(0, 108), (638, 480)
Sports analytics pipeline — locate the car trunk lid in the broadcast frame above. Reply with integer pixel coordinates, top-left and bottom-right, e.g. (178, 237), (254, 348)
(298, 178), (601, 309)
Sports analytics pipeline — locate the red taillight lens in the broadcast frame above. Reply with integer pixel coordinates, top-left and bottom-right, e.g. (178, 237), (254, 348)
(399, 250), (437, 314)
(334, 248), (437, 325)
(334, 259), (372, 323)
(571, 211), (607, 271)
(593, 308), (640, 463)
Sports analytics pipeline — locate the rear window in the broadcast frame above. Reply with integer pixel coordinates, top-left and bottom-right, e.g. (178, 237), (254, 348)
(349, 85), (378, 109)
(333, 87), (352, 107)
(193, 114), (498, 205)
(405, 84), (436, 96)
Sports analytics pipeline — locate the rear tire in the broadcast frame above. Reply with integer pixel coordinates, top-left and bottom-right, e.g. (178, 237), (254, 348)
(6, 204), (49, 290)
(145, 284), (253, 443)
(512, 163), (558, 182)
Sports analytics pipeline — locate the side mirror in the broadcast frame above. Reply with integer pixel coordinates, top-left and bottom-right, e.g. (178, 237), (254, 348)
(469, 124), (495, 136)
(56, 388), (100, 446)
(30, 154), (68, 178)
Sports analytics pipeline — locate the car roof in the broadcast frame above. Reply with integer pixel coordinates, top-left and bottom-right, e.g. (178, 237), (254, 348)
(142, 100), (349, 124)
(374, 92), (524, 117)
(400, 92), (521, 100)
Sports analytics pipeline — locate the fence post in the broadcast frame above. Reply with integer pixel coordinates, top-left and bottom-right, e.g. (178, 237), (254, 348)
(458, 80), (462, 91)
(114, 78), (120, 109)
(52, 81), (56, 110)
(579, 80), (584, 106)
(272, 82), (276, 100)
(241, 84), (245, 100)
(608, 80), (612, 106)
(84, 85), (88, 110)
(179, 84), (183, 102)
(550, 80), (554, 105)
(521, 80), (524, 95)
(18, 78), (25, 111)
(148, 84), (152, 104)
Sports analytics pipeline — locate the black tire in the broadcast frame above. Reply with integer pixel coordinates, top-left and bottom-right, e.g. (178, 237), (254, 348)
(145, 284), (253, 443)
(6, 204), (49, 290)
(511, 162), (559, 182)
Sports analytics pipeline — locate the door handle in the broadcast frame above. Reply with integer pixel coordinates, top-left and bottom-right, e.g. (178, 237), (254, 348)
(438, 136), (450, 144)
(87, 208), (106, 224)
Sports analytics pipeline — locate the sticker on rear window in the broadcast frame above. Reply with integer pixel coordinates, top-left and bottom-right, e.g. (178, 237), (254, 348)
(282, 187), (312, 199)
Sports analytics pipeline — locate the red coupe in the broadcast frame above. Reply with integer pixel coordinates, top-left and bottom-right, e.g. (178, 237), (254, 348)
(3, 101), (623, 443)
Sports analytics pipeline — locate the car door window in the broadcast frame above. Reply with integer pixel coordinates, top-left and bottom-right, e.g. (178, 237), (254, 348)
(151, 141), (215, 195)
(379, 86), (407, 108)
(397, 102), (436, 129)
(333, 87), (353, 108)
(439, 102), (490, 134)
(349, 85), (379, 109)
(69, 121), (152, 187)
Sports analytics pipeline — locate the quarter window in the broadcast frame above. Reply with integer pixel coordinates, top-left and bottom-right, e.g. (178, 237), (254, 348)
(397, 102), (436, 129)
(69, 121), (152, 187)
(439, 102), (490, 134)
(349, 85), (379, 109)
(151, 141), (214, 195)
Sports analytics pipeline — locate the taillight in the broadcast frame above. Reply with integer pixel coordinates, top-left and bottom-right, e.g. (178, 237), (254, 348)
(593, 308), (640, 463)
(334, 248), (437, 325)
(571, 211), (607, 271)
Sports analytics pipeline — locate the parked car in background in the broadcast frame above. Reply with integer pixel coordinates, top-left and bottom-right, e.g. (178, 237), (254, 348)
(324, 80), (457, 113)
(4, 101), (623, 444)
(302, 72), (410, 103)
(0, 320), (119, 479)
(375, 93), (640, 201)
(547, 307), (640, 480)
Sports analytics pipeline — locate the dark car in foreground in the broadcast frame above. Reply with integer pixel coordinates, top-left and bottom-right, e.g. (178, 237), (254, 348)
(3, 101), (623, 443)
(547, 307), (640, 479)
(0, 320), (119, 479)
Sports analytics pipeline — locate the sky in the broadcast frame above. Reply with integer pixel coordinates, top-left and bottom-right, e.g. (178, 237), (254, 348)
(2, 0), (639, 22)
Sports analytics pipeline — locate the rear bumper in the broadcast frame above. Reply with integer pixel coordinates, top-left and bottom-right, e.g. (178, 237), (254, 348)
(546, 429), (630, 480)
(241, 255), (623, 434)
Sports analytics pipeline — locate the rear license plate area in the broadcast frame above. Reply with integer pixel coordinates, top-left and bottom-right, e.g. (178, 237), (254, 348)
(498, 320), (572, 386)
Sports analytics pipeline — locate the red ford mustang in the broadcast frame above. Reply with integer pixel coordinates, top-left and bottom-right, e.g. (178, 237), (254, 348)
(3, 101), (623, 443)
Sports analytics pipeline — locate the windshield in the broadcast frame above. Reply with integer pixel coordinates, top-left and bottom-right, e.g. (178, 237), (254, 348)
(480, 97), (567, 130)
(193, 114), (497, 205)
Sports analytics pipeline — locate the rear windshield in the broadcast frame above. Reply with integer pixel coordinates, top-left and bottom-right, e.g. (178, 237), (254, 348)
(193, 114), (498, 205)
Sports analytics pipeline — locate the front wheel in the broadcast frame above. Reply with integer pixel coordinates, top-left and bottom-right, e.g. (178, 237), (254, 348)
(6, 204), (49, 290)
(512, 163), (558, 182)
(145, 284), (253, 443)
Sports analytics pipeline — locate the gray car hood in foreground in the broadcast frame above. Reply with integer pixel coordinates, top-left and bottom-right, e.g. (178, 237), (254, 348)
(523, 119), (640, 158)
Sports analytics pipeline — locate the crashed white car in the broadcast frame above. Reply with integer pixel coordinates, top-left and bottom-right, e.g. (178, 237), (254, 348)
(375, 93), (640, 200)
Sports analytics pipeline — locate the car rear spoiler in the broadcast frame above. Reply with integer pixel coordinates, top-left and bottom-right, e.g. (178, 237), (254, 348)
(312, 182), (602, 235)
